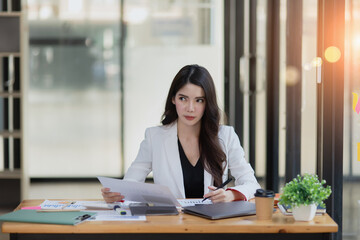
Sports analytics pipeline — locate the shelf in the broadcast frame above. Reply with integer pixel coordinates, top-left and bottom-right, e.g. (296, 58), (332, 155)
(0, 12), (21, 17)
(0, 0), (25, 206)
(0, 92), (21, 97)
(0, 169), (21, 179)
(0, 52), (20, 57)
(0, 130), (22, 138)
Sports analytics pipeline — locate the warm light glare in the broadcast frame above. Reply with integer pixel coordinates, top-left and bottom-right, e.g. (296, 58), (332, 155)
(353, 35), (360, 49)
(285, 66), (300, 86)
(311, 57), (323, 67)
(324, 46), (341, 63)
(303, 63), (312, 71)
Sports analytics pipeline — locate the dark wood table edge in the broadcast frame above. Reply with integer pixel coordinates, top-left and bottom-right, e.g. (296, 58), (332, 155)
(10, 233), (333, 240)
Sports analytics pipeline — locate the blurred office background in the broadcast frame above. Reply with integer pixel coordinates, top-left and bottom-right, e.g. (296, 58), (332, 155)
(0, 0), (359, 240)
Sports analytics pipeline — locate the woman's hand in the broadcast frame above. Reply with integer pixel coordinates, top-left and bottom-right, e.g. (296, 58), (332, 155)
(101, 187), (125, 203)
(203, 186), (246, 203)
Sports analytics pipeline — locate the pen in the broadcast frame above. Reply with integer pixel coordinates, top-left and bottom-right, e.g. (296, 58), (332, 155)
(202, 177), (233, 202)
(75, 214), (92, 222)
(62, 201), (76, 209)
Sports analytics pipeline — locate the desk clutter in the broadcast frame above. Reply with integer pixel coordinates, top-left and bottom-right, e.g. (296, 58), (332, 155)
(0, 200), (147, 224)
(0, 199), (215, 225)
(0, 198), (261, 225)
(1, 199), (339, 239)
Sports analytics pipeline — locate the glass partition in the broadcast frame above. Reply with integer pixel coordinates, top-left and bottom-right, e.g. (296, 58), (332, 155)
(277, 0), (318, 181)
(253, 0), (318, 185)
(25, 0), (224, 177)
(26, 0), (122, 177)
(122, 0), (224, 171)
(300, 0), (318, 174)
(343, 0), (360, 238)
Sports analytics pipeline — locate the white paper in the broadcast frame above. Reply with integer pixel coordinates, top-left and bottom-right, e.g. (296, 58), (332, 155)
(98, 176), (181, 207)
(177, 199), (212, 207)
(40, 200), (87, 210)
(40, 200), (140, 210)
(39, 200), (146, 221)
(86, 210), (146, 221)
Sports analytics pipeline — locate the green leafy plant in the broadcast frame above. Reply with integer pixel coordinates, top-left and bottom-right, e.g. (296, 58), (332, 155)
(279, 173), (332, 208)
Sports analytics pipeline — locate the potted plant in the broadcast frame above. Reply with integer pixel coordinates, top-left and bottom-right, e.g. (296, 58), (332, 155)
(279, 173), (332, 221)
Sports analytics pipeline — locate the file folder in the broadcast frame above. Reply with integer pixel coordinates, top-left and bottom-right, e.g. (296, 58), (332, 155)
(0, 210), (96, 225)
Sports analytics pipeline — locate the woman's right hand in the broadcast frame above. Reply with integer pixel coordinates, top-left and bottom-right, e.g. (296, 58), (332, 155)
(101, 187), (125, 203)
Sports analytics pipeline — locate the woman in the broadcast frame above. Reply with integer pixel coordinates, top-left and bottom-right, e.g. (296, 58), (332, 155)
(102, 64), (260, 203)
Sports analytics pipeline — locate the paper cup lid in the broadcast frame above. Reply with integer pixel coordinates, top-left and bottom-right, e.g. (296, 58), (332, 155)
(254, 189), (275, 197)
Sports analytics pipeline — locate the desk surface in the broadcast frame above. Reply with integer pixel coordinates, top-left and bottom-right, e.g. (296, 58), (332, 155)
(1, 199), (338, 234)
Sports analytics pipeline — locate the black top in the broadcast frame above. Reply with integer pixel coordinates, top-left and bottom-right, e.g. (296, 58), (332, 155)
(178, 139), (204, 198)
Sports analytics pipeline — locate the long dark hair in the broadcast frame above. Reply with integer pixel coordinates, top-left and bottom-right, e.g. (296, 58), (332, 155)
(161, 64), (226, 187)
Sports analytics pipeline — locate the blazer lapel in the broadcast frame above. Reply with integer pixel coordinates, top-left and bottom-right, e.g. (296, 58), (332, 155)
(163, 122), (186, 198)
(162, 122), (215, 197)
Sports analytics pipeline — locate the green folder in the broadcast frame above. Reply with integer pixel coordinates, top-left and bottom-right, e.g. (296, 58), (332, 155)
(0, 210), (96, 225)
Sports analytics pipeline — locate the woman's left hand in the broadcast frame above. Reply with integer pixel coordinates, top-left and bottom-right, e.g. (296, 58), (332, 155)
(203, 186), (236, 203)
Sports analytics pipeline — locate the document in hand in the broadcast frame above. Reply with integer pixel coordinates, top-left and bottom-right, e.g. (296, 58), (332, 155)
(182, 201), (256, 220)
(98, 176), (180, 207)
(0, 210), (96, 225)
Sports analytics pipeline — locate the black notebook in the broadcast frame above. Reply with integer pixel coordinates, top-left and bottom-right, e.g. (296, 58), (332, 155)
(182, 201), (256, 220)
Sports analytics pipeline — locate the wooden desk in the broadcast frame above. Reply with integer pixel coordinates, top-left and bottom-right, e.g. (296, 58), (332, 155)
(1, 199), (338, 240)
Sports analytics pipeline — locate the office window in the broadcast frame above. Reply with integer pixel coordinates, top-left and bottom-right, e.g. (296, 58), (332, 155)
(245, 0), (317, 181)
(277, 0), (318, 179)
(344, 0), (360, 179)
(343, 0), (360, 238)
(26, 0), (122, 177)
(122, 0), (224, 171)
(25, 0), (224, 177)
(300, 0), (318, 174)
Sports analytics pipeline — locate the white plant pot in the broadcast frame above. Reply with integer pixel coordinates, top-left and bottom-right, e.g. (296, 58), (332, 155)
(292, 204), (317, 221)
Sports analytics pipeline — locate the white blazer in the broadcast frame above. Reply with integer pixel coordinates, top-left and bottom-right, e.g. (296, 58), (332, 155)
(124, 122), (261, 201)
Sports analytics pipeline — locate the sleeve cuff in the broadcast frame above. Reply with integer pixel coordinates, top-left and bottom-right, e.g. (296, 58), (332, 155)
(226, 188), (247, 201)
